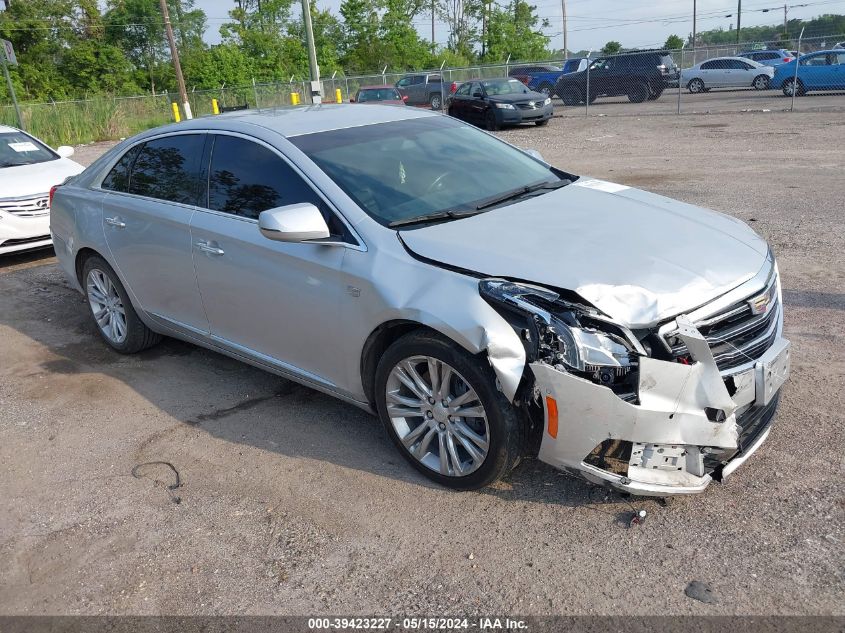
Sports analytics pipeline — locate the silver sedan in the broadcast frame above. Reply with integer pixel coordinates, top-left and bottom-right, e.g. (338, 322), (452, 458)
(51, 105), (790, 496)
(682, 56), (775, 93)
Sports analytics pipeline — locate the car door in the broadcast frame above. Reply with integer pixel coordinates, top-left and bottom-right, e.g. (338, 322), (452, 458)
(831, 52), (845, 88)
(726, 59), (752, 86)
(189, 133), (352, 388)
(395, 77), (413, 102)
(798, 53), (829, 89)
(449, 82), (473, 120)
(100, 133), (209, 334)
(467, 83), (487, 123)
(587, 57), (614, 96)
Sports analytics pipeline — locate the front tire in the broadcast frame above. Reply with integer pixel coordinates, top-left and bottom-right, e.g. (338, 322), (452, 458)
(537, 82), (553, 96)
(485, 109), (500, 131)
(535, 119), (549, 126)
(429, 93), (443, 110)
(647, 87), (664, 100)
(374, 331), (522, 490)
(82, 255), (161, 354)
(561, 85), (581, 106)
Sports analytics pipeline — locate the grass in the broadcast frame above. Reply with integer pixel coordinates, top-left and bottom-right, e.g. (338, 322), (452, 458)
(0, 96), (174, 147)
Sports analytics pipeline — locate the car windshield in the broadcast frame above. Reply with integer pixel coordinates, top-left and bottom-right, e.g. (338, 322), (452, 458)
(0, 132), (57, 168)
(480, 79), (531, 95)
(358, 88), (402, 102)
(290, 116), (572, 227)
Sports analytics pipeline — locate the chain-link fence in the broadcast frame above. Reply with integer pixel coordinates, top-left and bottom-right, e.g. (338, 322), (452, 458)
(2, 33), (844, 146)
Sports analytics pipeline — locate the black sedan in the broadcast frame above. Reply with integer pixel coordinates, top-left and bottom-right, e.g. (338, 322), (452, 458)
(447, 78), (553, 131)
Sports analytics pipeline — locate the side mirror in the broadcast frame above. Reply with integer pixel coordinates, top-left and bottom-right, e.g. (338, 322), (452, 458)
(402, 95), (409, 102)
(258, 203), (330, 243)
(56, 145), (75, 158)
(524, 149), (545, 162)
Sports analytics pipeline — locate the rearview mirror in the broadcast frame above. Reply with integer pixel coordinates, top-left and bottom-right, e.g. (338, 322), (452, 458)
(258, 203), (330, 243)
(56, 145), (75, 158)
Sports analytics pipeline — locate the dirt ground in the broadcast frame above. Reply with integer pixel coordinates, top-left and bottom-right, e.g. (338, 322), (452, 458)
(0, 111), (843, 616)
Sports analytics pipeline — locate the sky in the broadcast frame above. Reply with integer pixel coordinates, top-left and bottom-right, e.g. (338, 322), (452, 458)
(193, 0), (845, 51)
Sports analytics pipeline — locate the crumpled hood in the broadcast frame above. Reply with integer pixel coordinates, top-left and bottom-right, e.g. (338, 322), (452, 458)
(0, 159), (84, 199)
(400, 178), (769, 328)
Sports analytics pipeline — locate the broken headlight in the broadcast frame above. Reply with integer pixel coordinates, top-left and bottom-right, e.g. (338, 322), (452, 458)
(479, 279), (641, 400)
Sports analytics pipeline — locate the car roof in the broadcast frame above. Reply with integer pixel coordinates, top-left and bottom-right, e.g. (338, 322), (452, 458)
(359, 85), (397, 90)
(136, 104), (438, 139)
(0, 124), (21, 134)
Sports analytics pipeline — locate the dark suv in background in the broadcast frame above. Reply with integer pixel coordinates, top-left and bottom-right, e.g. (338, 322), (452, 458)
(553, 50), (679, 105)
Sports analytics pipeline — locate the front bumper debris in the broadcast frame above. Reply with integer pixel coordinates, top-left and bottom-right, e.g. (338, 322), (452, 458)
(532, 316), (790, 496)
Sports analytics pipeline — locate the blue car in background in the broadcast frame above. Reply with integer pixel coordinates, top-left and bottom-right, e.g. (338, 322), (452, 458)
(739, 49), (795, 67)
(508, 59), (589, 96)
(771, 50), (845, 96)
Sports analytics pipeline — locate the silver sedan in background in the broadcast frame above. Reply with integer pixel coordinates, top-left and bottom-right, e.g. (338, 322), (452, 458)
(682, 57), (775, 93)
(51, 105), (790, 496)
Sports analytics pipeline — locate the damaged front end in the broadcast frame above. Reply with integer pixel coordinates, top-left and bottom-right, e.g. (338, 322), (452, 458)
(479, 274), (790, 496)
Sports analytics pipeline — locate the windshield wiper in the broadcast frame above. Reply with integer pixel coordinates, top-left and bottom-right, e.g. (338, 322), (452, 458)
(389, 211), (456, 228)
(474, 179), (570, 211)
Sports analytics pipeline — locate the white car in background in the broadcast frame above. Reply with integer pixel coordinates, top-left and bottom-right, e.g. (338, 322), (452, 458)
(682, 57), (775, 93)
(0, 125), (83, 255)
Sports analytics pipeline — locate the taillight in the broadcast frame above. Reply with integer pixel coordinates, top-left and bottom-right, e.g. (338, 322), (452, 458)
(783, 57), (792, 62)
(49, 185), (59, 208)
(450, 82), (458, 93)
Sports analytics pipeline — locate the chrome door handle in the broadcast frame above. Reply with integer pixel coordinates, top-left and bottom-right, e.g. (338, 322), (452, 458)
(195, 241), (224, 256)
(105, 217), (126, 228)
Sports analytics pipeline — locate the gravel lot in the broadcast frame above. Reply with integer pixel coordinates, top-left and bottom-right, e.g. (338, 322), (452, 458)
(1, 110), (843, 617)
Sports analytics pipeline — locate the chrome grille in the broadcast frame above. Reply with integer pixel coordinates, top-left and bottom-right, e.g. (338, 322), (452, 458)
(0, 194), (50, 217)
(663, 270), (780, 372)
(515, 101), (539, 110)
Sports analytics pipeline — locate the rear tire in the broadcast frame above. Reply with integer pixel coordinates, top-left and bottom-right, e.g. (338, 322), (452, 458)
(782, 77), (805, 97)
(627, 82), (649, 103)
(561, 86), (581, 106)
(647, 87), (664, 100)
(374, 330), (523, 490)
(81, 255), (161, 354)
(429, 93), (443, 110)
(537, 82), (553, 96)
(687, 78), (705, 94)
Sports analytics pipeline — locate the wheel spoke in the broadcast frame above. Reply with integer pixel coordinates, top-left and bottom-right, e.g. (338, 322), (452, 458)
(401, 360), (432, 399)
(452, 404), (486, 419)
(401, 420), (432, 449)
(427, 358), (440, 399)
(387, 391), (424, 409)
(437, 365), (453, 401)
(88, 287), (107, 305)
(452, 419), (489, 453)
(445, 433), (464, 475)
(438, 431), (449, 475)
(412, 426), (438, 459)
(447, 387), (478, 409)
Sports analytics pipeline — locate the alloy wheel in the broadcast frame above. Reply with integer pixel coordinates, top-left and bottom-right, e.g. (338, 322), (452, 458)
(86, 268), (127, 344)
(385, 355), (490, 477)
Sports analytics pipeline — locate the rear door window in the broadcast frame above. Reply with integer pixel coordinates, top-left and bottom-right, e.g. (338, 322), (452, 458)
(101, 145), (141, 192)
(128, 134), (205, 205)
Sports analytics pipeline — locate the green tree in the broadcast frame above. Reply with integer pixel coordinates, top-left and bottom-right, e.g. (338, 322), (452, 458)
(484, 0), (549, 62)
(664, 34), (684, 50)
(601, 40), (622, 55)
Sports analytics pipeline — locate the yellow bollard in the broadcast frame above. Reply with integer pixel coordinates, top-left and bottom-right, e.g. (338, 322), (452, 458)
(335, 88), (343, 103)
(211, 98), (219, 115)
(291, 92), (300, 106)
(171, 102), (181, 123)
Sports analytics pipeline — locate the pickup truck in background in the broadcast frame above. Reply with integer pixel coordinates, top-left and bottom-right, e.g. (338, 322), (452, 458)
(395, 73), (448, 110)
(508, 59), (589, 96)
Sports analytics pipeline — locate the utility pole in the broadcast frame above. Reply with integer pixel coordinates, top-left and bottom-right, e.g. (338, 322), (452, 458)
(784, 4), (788, 35)
(736, 0), (742, 43)
(692, 0), (696, 49)
(301, 0), (321, 103)
(431, 0), (435, 52)
(561, 0), (568, 59)
(159, 0), (192, 119)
